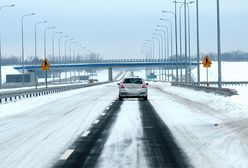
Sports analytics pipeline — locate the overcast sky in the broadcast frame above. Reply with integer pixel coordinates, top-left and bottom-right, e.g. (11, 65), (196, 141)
(0, 0), (248, 59)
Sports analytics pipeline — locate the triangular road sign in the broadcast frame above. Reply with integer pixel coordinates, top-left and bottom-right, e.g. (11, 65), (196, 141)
(202, 54), (212, 68)
(41, 58), (51, 70)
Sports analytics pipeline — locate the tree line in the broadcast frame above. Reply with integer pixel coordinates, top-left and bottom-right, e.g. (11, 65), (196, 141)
(1, 53), (102, 65)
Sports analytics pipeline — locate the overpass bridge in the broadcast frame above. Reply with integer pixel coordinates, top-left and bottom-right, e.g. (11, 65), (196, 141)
(12, 59), (199, 86)
(14, 59), (198, 70)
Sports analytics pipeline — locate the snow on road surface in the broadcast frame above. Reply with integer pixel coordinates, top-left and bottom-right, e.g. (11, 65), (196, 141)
(95, 100), (149, 168)
(0, 83), (118, 168)
(1, 80), (248, 167)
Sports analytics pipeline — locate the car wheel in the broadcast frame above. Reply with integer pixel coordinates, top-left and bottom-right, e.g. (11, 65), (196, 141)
(119, 95), (123, 101)
(144, 95), (148, 101)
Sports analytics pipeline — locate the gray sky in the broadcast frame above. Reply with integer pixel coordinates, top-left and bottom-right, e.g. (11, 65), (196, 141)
(0, 0), (248, 59)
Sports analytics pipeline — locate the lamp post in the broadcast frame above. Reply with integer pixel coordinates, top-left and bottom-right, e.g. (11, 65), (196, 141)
(159, 18), (174, 81)
(153, 33), (163, 81)
(174, 1), (194, 84)
(145, 40), (155, 74)
(196, 0), (200, 86)
(52, 31), (62, 84)
(178, 2), (193, 83)
(58, 35), (68, 83)
(157, 24), (171, 81)
(162, 10), (178, 83)
(151, 36), (161, 81)
(69, 41), (77, 83)
(77, 46), (85, 61)
(144, 43), (153, 76)
(44, 26), (55, 88)
(74, 43), (81, 81)
(145, 40), (155, 61)
(44, 27), (55, 59)
(143, 43), (152, 61)
(34, 20), (47, 89)
(0, 4), (15, 89)
(21, 12), (35, 87)
(179, 4), (184, 83)
(217, 0), (222, 88)
(64, 38), (73, 83)
(155, 29), (168, 81)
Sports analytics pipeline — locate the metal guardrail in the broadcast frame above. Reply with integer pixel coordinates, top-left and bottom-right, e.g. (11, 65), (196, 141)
(196, 81), (248, 86)
(0, 82), (109, 104)
(172, 83), (238, 97)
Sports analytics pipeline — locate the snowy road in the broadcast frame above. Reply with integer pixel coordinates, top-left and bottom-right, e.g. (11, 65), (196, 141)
(0, 84), (117, 168)
(0, 82), (248, 168)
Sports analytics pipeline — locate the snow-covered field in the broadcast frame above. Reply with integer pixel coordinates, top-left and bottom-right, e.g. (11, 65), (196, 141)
(192, 61), (248, 82)
(0, 63), (248, 167)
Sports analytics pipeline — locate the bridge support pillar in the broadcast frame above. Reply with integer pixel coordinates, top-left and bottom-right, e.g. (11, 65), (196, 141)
(108, 67), (113, 82)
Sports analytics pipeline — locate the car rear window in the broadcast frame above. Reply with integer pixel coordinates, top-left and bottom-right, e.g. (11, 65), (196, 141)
(123, 78), (143, 84)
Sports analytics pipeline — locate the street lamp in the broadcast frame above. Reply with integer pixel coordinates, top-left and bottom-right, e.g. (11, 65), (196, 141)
(69, 41), (77, 83)
(153, 33), (163, 81)
(174, 0), (194, 84)
(52, 31), (62, 84)
(143, 43), (152, 61)
(155, 29), (168, 81)
(0, 4), (15, 10)
(157, 25), (171, 81)
(74, 43), (82, 81)
(162, 10), (179, 83)
(142, 43), (152, 78)
(44, 26), (55, 59)
(58, 35), (68, 83)
(145, 40), (155, 76)
(0, 4), (15, 88)
(77, 46), (85, 61)
(159, 18), (173, 60)
(159, 18), (174, 81)
(34, 20), (47, 89)
(196, 0), (200, 86)
(21, 12), (35, 87)
(217, 0), (222, 88)
(145, 40), (155, 61)
(64, 38), (73, 83)
(43, 26), (55, 88)
(151, 36), (161, 81)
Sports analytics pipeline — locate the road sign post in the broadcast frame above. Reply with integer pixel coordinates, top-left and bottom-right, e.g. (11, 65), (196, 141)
(202, 54), (212, 87)
(206, 67), (209, 86)
(41, 58), (51, 88)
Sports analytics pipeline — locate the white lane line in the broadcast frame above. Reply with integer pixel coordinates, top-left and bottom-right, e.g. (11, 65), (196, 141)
(93, 120), (100, 124)
(59, 149), (74, 160)
(105, 107), (110, 110)
(101, 112), (106, 116)
(82, 131), (91, 137)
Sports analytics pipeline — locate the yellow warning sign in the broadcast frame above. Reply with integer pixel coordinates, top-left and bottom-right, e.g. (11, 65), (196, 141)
(41, 58), (51, 70)
(202, 54), (212, 68)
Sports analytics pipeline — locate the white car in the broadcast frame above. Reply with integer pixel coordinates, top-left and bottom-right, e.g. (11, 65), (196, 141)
(118, 77), (148, 101)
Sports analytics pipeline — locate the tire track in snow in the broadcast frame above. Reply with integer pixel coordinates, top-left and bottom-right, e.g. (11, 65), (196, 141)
(139, 100), (191, 168)
(54, 99), (123, 168)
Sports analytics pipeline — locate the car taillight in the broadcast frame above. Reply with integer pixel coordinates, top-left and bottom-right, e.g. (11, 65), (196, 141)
(142, 83), (147, 88)
(120, 83), (125, 88)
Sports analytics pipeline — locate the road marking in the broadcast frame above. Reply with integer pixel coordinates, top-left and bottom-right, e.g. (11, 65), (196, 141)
(101, 112), (106, 116)
(93, 120), (100, 124)
(82, 131), (90, 137)
(105, 107), (110, 110)
(59, 149), (74, 160)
